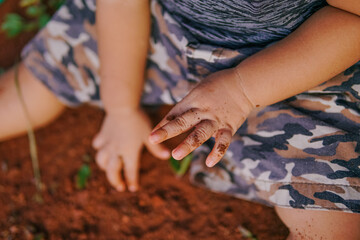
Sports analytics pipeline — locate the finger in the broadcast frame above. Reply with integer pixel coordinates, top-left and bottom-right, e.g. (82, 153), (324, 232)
(151, 106), (185, 132)
(95, 150), (109, 170)
(123, 152), (140, 192)
(206, 128), (232, 167)
(144, 138), (171, 160)
(149, 108), (203, 144)
(172, 120), (218, 160)
(106, 156), (125, 192)
(92, 134), (105, 149)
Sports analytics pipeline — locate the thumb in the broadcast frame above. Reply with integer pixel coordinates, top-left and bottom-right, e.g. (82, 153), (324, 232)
(144, 138), (170, 160)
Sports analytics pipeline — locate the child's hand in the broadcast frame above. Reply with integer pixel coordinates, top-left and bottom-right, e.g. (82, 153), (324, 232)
(149, 68), (254, 167)
(92, 109), (170, 192)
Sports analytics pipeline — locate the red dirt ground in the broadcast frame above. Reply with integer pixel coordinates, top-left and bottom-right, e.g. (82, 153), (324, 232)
(0, 106), (289, 240)
(0, 1), (289, 239)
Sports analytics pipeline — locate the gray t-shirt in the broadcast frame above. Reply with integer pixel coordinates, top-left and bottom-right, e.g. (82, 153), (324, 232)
(160, 0), (327, 48)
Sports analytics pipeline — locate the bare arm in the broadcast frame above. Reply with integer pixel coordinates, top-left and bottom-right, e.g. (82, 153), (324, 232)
(93, 1), (169, 191)
(235, 4), (360, 108)
(97, 0), (150, 113)
(149, 2), (360, 166)
(327, 0), (360, 16)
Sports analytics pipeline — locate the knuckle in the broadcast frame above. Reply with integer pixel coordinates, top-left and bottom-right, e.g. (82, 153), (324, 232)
(180, 141), (192, 153)
(224, 124), (235, 134)
(166, 114), (177, 121)
(216, 142), (229, 156)
(218, 128), (233, 140)
(184, 108), (199, 117)
(195, 127), (208, 141)
(189, 129), (208, 148)
(184, 108), (197, 114)
(174, 116), (188, 129)
(205, 119), (218, 130)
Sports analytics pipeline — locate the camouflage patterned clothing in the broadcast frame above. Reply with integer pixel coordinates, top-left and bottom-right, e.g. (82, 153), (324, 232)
(22, 0), (360, 213)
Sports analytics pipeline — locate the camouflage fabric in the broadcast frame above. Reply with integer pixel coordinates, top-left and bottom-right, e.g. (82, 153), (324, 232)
(22, 0), (360, 213)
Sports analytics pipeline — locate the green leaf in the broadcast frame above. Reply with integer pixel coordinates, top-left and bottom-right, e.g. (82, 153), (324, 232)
(48, 0), (65, 10)
(1, 14), (25, 38)
(169, 153), (193, 177)
(37, 13), (50, 28)
(169, 155), (181, 172)
(76, 164), (91, 190)
(23, 21), (38, 32)
(19, 0), (40, 8)
(26, 5), (46, 17)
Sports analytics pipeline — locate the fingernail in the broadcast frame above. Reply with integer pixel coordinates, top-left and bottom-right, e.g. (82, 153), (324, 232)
(206, 157), (217, 167)
(128, 186), (138, 192)
(149, 132), (161, 143)
(172, 149), (184, 160)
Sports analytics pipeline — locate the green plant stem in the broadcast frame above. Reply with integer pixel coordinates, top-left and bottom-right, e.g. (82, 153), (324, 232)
(169, 153), (193, 177)
(14, 63), (42, 192)
(76, 164), (91, 190)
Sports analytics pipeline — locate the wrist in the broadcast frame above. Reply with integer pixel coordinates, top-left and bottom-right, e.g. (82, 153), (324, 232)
(222, 68), (256, 115)
(232, 66), (263, 110)
(233, 68), (256, 108)
(99, 74), (144, 116)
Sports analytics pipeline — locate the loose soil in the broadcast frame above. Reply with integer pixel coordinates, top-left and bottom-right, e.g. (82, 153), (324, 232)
(0, 1), (289, 239)
(0, 106), (289, 240)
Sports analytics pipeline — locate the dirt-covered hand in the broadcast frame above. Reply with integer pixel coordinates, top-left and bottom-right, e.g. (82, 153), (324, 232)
(149, 68), (254, 167)
(92, 109), (170, 192)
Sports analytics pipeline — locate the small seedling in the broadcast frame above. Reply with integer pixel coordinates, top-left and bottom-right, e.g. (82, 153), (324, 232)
(75, 154), (93, 189)
(76, 164), (91, 190)
(169, 153), (193, 177)
(237, 225), (258, 240)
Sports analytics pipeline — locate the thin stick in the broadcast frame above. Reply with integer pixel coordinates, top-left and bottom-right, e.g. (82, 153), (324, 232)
(14, 63), (42, 192)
